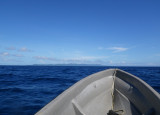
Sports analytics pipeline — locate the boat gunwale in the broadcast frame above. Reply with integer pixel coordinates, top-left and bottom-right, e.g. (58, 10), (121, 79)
(35, 69), (115, 115)
(35, 68), (160, 115)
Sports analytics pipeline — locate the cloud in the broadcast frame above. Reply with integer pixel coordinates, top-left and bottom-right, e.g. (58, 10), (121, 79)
(0, 52), (23, 57)
(6, 47), (16, 50)
(34, 56), (58, 61)
(0, 52), (24, 64)
(18, 47), (32, 52)
(0, 52), (10, 56)
(5, 46), (33, 52)
(12, 54), (23, 57)
(34, 56), (108, 61)
(34, 55), (109, 64)
(98, 46), (128, 52)
(67, 56), (108, 61)
(63, 56), (108, 64)
(108, 47), (128, 52)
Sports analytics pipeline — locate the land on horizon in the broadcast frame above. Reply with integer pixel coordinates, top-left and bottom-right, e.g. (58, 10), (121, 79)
(0, 64), (160, 67)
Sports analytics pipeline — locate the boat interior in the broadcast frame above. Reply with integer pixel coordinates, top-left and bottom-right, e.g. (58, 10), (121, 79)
(35, 69), (160, 115)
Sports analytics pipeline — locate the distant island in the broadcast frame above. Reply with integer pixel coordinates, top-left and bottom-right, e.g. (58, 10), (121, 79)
(32, 64), (103, 66)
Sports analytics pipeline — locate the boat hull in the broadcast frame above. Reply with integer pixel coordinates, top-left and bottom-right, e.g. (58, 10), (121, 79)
(35, 69), (160, 115)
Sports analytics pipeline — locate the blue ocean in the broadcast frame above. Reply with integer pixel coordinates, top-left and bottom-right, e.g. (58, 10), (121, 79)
(0, 66), (159, 115)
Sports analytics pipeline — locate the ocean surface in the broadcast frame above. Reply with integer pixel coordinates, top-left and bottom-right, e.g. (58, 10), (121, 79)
(0, 66), (159, 115)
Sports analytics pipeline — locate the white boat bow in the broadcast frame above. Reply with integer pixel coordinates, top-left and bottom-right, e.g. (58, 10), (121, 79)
(35, 69), (160, 115)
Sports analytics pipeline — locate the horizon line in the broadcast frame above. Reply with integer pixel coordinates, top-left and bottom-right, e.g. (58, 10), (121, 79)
(0, 64), (160, 67)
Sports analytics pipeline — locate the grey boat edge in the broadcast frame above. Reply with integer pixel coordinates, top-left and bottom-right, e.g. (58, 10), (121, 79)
(35, 69), (160, 115)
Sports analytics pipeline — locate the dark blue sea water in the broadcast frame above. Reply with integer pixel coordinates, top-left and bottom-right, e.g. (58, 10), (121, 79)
(0, 66), (159, 115)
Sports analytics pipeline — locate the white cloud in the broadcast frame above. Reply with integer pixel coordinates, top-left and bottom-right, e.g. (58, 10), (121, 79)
(0, 52), (10, 56)
(34, 56), (107, 61)
(12, 54), (23, 57)
(34, 56), (58, 61)
(0, 52), (23, 57)
(69, 56), (108, 61)
(19, 47), (32, 52)
(5, 46), (33, 52)
(6, 47), (16, 50)
(34, 55), (109, 64)
(108, 47), (128, 52)
(62, 56), (108, 64)
(98, 46), (128, 52)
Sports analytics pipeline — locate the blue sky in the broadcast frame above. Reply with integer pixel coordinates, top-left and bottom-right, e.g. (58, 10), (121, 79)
(0, 0), (160, 66)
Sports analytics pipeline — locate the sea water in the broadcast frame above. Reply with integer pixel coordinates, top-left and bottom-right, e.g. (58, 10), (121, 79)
(0, 66), (159, 115)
